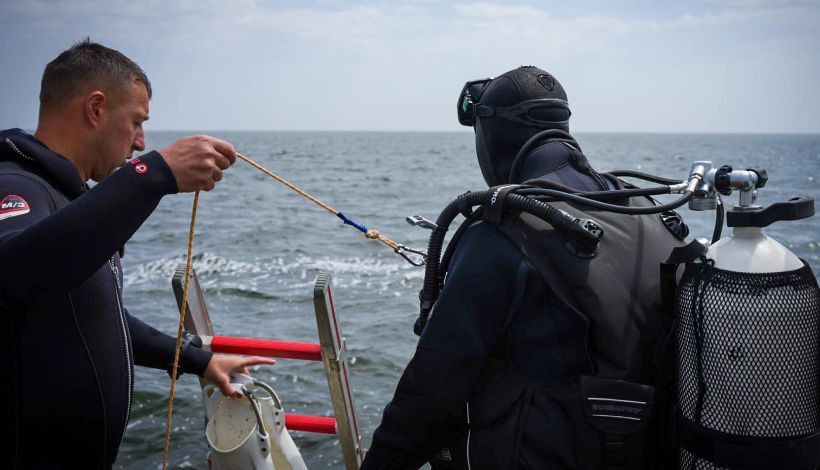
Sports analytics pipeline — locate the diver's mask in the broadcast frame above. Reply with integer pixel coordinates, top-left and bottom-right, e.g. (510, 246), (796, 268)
(457, 78), (572, 129)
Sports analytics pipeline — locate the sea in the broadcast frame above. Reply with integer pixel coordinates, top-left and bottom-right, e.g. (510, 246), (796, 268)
(114, 131), (820, 469)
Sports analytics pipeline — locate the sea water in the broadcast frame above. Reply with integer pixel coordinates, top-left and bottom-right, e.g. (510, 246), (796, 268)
(114, 131), (819, 469)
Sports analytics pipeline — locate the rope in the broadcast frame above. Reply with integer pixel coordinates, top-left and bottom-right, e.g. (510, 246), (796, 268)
(158, 151), (423, 464)
(162, 190), (200, 470)
(237, 153), (339, 214)
(236, 153), (406, 256)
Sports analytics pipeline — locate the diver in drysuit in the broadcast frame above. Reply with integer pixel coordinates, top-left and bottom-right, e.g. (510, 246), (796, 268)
(361, 66), (685, 469)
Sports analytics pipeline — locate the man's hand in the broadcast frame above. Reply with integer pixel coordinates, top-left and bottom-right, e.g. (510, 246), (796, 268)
(159, 135), (237, 192)
(203, 354), (276, 398)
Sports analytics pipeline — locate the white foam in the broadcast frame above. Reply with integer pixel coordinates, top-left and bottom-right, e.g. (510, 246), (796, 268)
(123, 252), (422, 295)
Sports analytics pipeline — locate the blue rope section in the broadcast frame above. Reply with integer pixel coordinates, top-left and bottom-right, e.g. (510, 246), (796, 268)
(337, 212), (368, 233)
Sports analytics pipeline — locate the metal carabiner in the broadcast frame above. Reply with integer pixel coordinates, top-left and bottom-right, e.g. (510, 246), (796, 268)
(395, 244), (427, 267)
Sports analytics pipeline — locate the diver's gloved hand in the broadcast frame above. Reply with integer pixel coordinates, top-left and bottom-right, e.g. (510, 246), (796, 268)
(203, 354), (276, 398)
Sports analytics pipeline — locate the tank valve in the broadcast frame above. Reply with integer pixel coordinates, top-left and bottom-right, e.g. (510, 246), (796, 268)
(687, 161), (717, 211)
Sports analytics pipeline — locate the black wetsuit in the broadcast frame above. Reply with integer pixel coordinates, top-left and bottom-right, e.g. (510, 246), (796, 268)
(0, 129), (212, 469)
(362, 138), (672, 469)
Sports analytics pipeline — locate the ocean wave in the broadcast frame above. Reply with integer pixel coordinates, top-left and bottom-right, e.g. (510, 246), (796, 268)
(123, 252), (423, 294)
(124, 252), (265, 286)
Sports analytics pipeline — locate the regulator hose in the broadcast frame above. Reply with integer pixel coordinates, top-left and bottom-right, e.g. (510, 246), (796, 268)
(518, 185), (672, 201)
(712, 194), (724, 243)
(609, 170), (684, 185)
(416, 188), (604, 334)
(518, 188), (694, 214)
(415, 184), (697, 335)
(508, 129), (581, 180)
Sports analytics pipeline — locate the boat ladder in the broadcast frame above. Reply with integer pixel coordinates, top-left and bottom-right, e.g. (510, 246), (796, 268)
(171, 267), (364, 469)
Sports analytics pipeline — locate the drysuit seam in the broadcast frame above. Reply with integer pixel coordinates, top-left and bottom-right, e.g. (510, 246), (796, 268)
(416, 345), (473, 368)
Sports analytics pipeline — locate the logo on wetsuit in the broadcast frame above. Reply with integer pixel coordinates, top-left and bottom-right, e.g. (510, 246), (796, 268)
(0, 195), (30, 221)
(131, 157), (149, 174)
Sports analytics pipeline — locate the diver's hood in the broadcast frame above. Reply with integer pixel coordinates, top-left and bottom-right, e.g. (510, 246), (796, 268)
(474, 66), (571, 187)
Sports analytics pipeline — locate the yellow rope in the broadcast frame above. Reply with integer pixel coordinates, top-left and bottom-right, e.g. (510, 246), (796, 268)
(366, 228), (400, 251)
(236, 153), (404, 254)
(158, 152), (420, 465)
(237, 153), (339, 215)
(162, 190), (200, 470)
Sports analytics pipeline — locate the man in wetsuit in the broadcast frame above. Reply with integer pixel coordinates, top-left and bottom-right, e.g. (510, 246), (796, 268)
(361, 66), (685, 469)
(0, 40), (274, 468)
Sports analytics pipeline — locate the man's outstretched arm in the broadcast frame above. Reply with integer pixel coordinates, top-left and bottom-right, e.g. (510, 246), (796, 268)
(127, 311), (276, 397)
(0, 151), (176, 303)
(0, 136), (235, 306)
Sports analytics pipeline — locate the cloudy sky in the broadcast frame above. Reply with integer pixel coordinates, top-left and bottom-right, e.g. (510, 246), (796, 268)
(1, 0), (818, 133)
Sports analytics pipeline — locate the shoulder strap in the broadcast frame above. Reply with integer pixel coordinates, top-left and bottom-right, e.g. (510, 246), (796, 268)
(659, 240), (707, 318)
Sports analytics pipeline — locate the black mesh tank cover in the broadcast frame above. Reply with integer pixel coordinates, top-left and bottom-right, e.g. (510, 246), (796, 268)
(676, 262), (820, 469)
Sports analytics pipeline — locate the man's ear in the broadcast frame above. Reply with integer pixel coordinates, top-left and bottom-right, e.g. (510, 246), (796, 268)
(84, 91), (106, 128)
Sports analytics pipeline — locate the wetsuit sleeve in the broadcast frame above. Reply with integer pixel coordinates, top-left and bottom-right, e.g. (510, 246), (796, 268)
(126, 309), (213, 376)
(0, 151), (178, 306)
(362, 221), (529, 469)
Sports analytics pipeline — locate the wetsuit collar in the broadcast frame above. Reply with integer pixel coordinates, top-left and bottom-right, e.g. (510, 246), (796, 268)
(0, 128), (87, 199)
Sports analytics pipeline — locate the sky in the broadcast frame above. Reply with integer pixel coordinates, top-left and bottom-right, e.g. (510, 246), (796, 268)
(0, 0), (818, 133)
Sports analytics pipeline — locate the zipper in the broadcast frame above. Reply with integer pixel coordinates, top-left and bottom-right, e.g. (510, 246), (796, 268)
(108, 258), (132, 447)
(466, 401), (472, 470)
(4, 138), (36, 161)
(8, 134), (133, 446)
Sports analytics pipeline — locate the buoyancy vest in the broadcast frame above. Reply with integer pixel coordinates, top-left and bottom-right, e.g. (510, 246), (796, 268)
(450, 195), (683, 469)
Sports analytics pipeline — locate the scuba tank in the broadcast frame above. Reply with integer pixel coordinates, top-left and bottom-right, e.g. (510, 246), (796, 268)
(203, 373), (308, 470)
(673, 164), (820, 469)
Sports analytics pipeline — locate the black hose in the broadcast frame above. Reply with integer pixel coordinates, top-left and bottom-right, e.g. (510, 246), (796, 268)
(517, 188), (694, 214)
(436, 189), (630, 293)
(418, 192), (486, 332)
(609, 170), (683, 185)
(517, 185), (671, 201)
(421, 190), (581, 305)
(416, 189), (599, 334)
(712, 194), (724, 243)
(438, 209), (485, 291)
(416, 184), (695, 335)
(508, 129), (580, 181)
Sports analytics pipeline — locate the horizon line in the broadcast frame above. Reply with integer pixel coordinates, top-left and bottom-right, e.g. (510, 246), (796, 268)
(136, 129), (820, 136)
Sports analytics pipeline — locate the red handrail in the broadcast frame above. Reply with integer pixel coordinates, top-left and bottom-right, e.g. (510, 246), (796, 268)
(286, 414), (337, 435)
(210, 335), (322, 361)
(207, 335), (340, 436)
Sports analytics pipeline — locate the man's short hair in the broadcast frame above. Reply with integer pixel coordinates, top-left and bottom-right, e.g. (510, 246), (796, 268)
(39, 37), (152, 111)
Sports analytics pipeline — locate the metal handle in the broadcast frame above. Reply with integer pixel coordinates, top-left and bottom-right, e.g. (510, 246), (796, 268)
(252, 379), (284, 411)
(240, 385), (269, 438)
